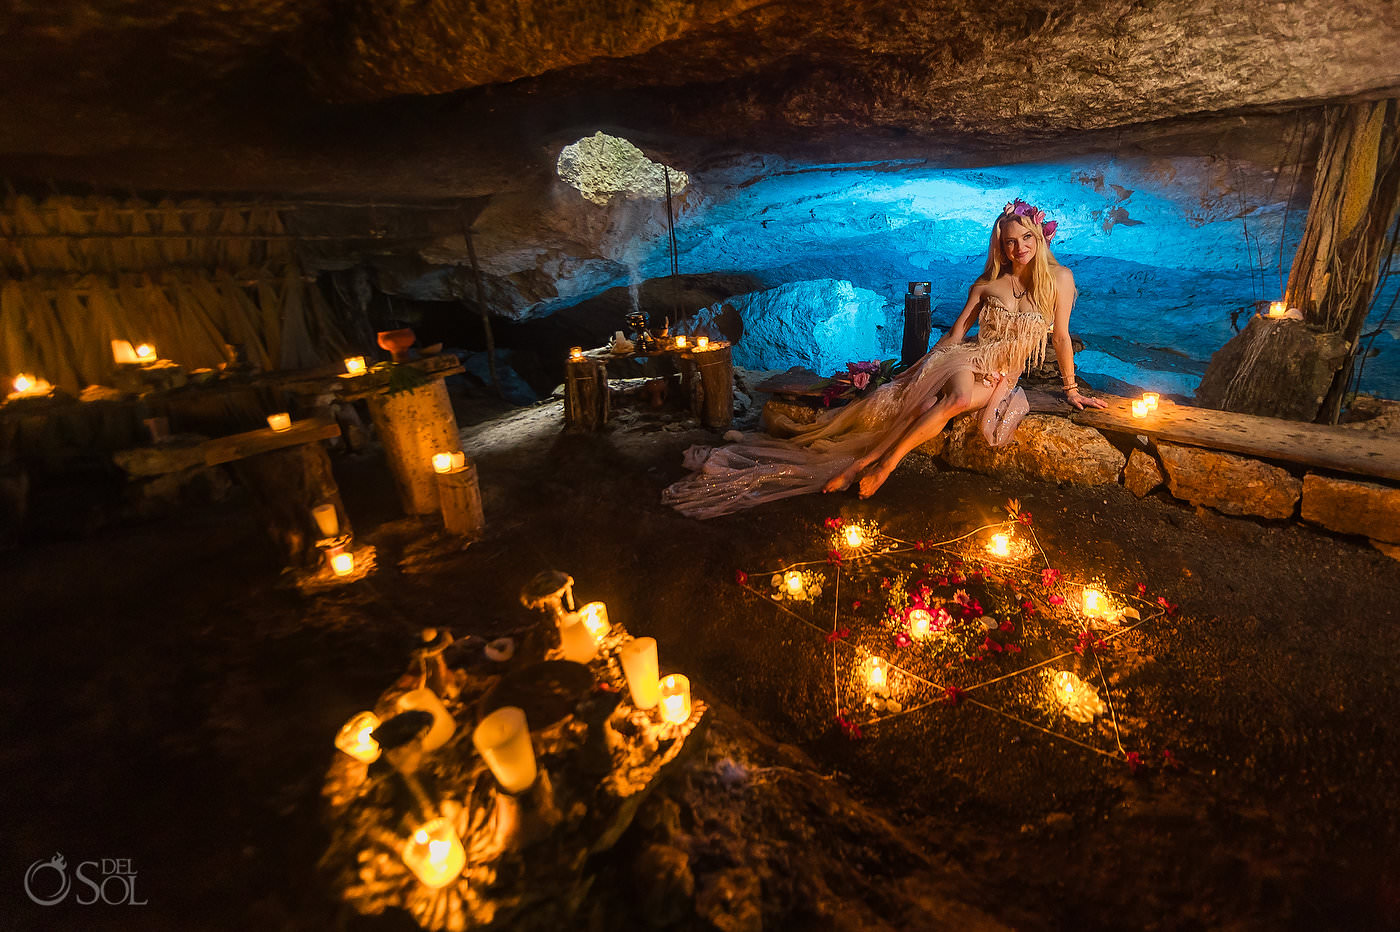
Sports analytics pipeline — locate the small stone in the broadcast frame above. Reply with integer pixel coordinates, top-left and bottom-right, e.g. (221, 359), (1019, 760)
(484, 637), (515, 662)
(886, 699), (904, 714)
(723, 429), (744, 442)
(978, 615), (998, 631)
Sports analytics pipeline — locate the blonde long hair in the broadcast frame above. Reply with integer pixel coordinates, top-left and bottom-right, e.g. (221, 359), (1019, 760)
(977, 213), (1062, 324)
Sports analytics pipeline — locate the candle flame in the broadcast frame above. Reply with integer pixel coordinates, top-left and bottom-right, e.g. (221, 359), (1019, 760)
(344, 356), (366, 375)
(135, 343), (154, 359)
(569, 346), (583, 360)
(14, 374), (31, 393)
(414, 829), (429, 845)
(427, 839), (451, 862)
(579, 602), (609, 639)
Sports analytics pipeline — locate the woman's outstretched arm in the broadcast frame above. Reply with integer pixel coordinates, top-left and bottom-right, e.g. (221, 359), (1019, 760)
(1050, 267), (1107, 411)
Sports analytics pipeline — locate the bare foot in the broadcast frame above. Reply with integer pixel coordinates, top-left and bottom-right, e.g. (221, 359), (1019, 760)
(822, 464), (859, 493)
(857, 464), (894, 499)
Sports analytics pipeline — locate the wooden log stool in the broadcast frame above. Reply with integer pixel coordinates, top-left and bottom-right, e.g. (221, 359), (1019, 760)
(365, 380), (461, 515)
(564, 356), (609, 431)
(677, 342), (734, 428)
(435, 458), (486, 540)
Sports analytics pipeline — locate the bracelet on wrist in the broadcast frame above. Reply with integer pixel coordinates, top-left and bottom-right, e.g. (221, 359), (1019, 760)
(1062, 383), (1078, 393)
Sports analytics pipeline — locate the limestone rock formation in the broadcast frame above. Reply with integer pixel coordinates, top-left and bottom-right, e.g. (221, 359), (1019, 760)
(1195, 317), (1351, 420)
(1156, 442), (1302, 518)
(1124, 447), (1165, 499)
(1300, 474), (1400, 544)
(938, 414), (1125, 487)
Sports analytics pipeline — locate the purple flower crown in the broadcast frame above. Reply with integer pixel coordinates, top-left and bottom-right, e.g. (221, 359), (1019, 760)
(1002, 198), (1058, 242)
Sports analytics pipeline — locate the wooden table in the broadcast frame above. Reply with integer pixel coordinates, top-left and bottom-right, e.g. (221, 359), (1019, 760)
(564, 342), (734, 431)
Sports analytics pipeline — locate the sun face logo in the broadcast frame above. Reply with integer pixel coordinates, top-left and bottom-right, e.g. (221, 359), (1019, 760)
(24, 853), (71, 906)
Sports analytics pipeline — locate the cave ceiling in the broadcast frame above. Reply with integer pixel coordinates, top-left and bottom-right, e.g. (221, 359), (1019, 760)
(2, 0), (1398, 197)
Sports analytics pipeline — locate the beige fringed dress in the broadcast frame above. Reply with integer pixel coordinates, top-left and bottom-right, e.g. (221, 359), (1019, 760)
(663, 295), (1051, 519)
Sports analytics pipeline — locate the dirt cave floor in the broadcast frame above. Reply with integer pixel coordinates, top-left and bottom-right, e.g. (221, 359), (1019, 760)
(3, 393), (1399, 931)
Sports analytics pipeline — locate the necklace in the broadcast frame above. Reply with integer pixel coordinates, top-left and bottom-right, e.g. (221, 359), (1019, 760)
(1011, 281), (1028, 300)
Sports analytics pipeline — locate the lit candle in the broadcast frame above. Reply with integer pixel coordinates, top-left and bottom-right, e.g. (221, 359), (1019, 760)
(867, 656), (887, 694)
(1267, 301), (1286, 318)
(659, 674), (691, 725)
(988, 533), (1010, 558)
(619, 637), (660, 709)
(784, 570), (805, 597)
(556, 612), (599, 663)
(135, 343), (155, 362)
(1082, 588), (1105, 618)
(432, 453), (453, 474)
(472, 706), (537, 793)
(334, 711), (382, 763)
(344, 355), (367, 376)
(1142, 392), (1160, 411)
(396, 687), (457, 751)
(578, 601), (610, 642)
(330, 551), (354, 576)
(843, 525), (864, 549)
(569, 346), (583, 361)
(674, 335), (688, 349)
(695, 336), (709, 350)
(1131, 400), (1148, 418)
(13, 374), (32, 393)
(908, 608), (933, 640)
(312, 503), (339, 538)
(10, 373), (52, 397)
(401, 817), (466, 888)
(111, 340), (137, 364)
(267, 413), (292, 431)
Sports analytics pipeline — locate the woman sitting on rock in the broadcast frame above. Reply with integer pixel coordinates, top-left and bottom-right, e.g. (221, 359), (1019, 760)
(663, 200), (1106, 519)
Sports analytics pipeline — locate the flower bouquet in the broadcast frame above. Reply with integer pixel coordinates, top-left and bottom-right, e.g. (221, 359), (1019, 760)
(819, 358), (904, 407)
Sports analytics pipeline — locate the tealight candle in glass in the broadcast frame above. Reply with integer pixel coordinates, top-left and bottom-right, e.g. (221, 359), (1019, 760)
(619, 637), (660, 709)
(674, 335), (688, 349)
(843, 525), (864, 549)
(577, 601), (610, 642)
(659, 674), (691, 725)
(472, 706), (537, 793)
(402, 817), (466, 888)
(134, 343), (156, 362)
(908, 608), (933, 640)
(1142, 392), (1159, 411)
(330, 551), (354, 576)
(267, 413), (292, 431)
(1267, 301), (1286, 318)
(396, 687), (457, 751)
(695, 336), (710, 350)
(569, 346), (583, 361)
(334, 711), (382, 763)
(867, 656), (887, 694)
(1131, 400), (1148, 418)
(1082, 588), (1105, 619)
(987, 533), (1010, 558)
(344, 355), (367, 376)
(784, 570), (805, 597)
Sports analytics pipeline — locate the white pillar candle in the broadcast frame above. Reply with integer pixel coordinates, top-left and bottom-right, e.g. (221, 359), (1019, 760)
(619, 637), (660, 709)
(396, 687), (457, 751)
(557, 613), (599, 663)
(312, 503), (340, 538)
(578, 601), (610, 641)
(330, 551), (354, 576)
(659, 674), (691, 725)
(472, 706), (537, 793)
(402, 817), (466, 888)
(1142, 392), (1159, 411)
(334, 711), (382, 763)
(267, 413), (292, 431)
(344, 355), (367, 376)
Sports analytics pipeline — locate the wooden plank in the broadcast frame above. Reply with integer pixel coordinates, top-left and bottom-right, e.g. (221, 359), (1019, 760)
(202, 415), (340, 466)
(334, 354), (465, 402)
(1073, 396), (1400, 482)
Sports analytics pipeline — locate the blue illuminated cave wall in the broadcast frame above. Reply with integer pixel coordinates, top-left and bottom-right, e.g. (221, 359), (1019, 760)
(506, 147), (1399, 400)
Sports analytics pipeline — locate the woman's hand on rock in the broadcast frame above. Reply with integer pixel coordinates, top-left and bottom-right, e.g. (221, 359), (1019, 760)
(1066, 388), (1107, 410)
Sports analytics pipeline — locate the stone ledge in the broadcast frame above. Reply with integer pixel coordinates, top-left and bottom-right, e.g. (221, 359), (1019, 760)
(1156, 442), (1301, 519)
